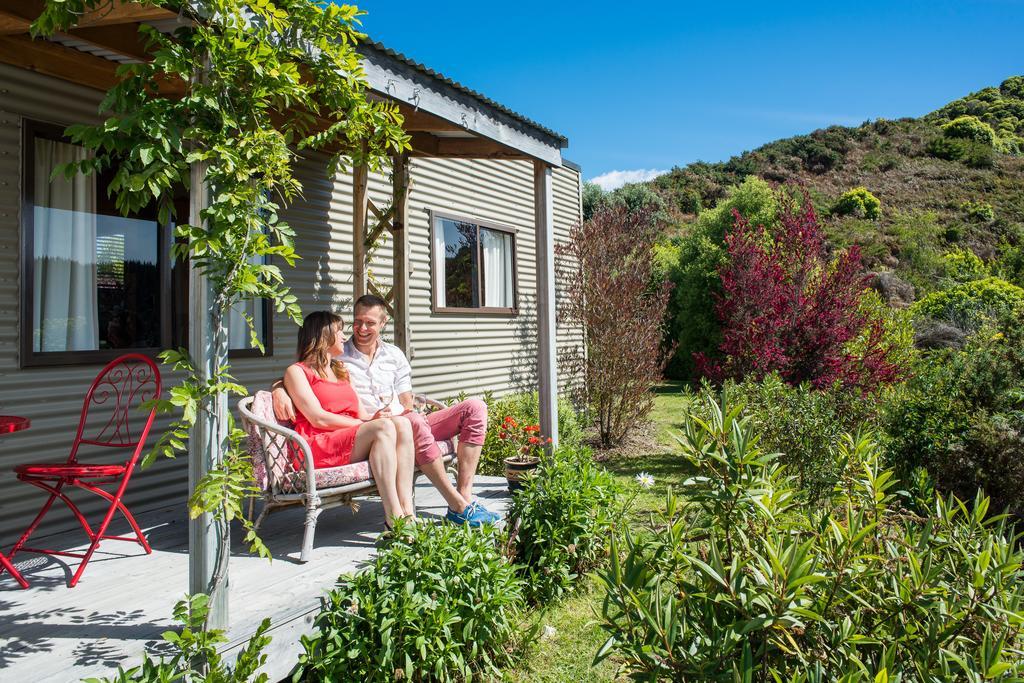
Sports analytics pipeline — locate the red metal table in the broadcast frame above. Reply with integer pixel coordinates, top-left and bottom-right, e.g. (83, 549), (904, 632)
(0, 415), (30, 434)
(1, 416), (31, 588)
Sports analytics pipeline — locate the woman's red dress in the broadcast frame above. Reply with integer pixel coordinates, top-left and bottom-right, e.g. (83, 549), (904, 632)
(291, 363), (362, 469)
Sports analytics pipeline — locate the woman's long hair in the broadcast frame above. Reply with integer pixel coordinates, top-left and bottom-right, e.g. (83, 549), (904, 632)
(296, 311), (349, 381)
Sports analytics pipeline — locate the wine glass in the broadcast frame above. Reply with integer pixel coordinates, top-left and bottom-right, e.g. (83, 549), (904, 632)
(377, 388), (395, 413)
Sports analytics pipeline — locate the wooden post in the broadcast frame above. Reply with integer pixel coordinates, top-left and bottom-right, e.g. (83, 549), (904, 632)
(533, 160), (559, 448)
(187, 158), (229, 629)
(391, 153), (412, 356)
(352, 158), (369, 301)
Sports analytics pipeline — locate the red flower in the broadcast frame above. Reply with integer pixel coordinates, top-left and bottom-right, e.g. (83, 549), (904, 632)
(528, 436), (540, 445)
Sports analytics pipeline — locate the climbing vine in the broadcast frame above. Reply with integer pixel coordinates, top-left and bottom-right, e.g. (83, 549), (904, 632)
(32, 0), (408, 614)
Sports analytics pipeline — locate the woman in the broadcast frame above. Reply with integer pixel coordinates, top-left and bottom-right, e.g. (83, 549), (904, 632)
(284, 310), (416, 527)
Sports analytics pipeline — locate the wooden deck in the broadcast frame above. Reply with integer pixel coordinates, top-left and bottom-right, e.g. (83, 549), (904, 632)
(0, 476), (511, 682)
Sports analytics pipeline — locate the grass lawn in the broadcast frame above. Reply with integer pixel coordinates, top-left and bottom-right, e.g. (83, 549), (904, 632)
(504, 381), (689, 681)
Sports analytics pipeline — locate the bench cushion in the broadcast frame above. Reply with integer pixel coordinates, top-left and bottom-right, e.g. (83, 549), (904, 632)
(282, 461), (371, 493)
(245, 391), (456, 494)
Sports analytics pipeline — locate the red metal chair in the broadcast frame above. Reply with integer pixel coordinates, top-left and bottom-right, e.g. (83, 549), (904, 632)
(6, 353), (161, 587)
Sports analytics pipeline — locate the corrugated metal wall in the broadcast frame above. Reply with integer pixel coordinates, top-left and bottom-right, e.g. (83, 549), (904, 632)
(0, 63), (583, 546)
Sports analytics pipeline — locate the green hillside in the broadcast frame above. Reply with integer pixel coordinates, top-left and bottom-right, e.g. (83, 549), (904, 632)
(646, 76), (1024, 296)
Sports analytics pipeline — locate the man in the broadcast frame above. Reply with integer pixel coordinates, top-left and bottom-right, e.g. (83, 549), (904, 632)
(273, 295), (500, 526)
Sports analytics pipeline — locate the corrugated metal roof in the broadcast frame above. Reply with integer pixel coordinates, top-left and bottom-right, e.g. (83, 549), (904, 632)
(39, 22), (569, 149)
(359, 40), (568, 147)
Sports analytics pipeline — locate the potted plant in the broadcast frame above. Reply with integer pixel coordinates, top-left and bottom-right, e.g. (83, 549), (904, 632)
(499, 416), (550, 492)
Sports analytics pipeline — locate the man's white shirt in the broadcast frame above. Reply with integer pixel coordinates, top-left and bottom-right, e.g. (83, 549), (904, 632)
(338, 338), (412, 414)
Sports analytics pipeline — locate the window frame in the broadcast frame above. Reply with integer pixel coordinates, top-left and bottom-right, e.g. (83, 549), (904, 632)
(20, 119), (274, 367)
(429, 209), (519, 316)
(224, 297), (275, 359)
(20, 119), (173, 368)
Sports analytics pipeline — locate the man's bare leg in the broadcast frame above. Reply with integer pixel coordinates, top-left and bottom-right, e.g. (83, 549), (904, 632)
(418, 457), (470, 513)
(456, 442), (482, 503)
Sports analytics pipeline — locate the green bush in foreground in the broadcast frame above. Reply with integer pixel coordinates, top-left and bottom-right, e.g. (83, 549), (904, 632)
(86, 594), (271, 682)
(884, 312), (1024, 518)
(596, 393), (1024, 681)
(509, 447), (621, 604)
(295, 521), (522, 682)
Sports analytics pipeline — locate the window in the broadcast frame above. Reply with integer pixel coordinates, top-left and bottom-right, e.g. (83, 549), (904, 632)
(431, 211), (517, 314)
(21, 121), (171, 367)
(226, 255), (273, 357)
(21, 120), (272, 367)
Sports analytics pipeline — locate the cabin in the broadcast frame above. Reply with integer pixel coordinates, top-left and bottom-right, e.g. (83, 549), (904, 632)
(0, 3), (583, 679)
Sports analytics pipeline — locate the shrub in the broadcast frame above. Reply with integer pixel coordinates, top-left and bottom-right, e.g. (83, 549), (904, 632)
(911, 276), (1024, 329)
(996, 235), (1024, 288)
(884, 312), (1024, 517)
(509, 446), (620, 604)
(832, 186), (880, 219)
(479, 392), (583, 476)
(662, 177), (779, 379)
(941, 246), (989, 283)
(926, 136), (995, 168)
(941, 114), (998, 145)
(558, 203), (673, 447)
(698, 194), (905, 391)
(296, 521), (523, 682)
(960, 199), (995, 222)
(90, 594), (272, 682)
(596, 394), (1024, 681)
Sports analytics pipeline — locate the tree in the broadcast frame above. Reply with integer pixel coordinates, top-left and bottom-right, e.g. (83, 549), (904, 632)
(557, 204), (673, 447)
(32, 0), (408, 629)
(661, 177), (779, 378)
(697, 195), (903, 390)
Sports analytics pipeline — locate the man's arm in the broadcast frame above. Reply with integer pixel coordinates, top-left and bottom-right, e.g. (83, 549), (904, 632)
(270, 377), (297, 422)
(394, 351), (414, 412)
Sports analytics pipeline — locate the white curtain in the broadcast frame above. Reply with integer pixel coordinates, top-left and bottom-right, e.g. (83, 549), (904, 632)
(481, 228), (513, 308)
(33, 138), (98, 352)
(434, 217), (448, 308)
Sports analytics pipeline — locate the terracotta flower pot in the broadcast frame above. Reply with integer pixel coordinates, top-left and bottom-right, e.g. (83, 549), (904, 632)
(504, 456), (540, 493)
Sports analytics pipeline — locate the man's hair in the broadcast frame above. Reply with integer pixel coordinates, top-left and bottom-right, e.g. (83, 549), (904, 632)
(354, 294), (388, 316)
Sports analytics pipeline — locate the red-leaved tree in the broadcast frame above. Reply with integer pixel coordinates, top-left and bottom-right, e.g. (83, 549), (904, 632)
(696, 195), (902, 390)
(558, 203), (674, 447)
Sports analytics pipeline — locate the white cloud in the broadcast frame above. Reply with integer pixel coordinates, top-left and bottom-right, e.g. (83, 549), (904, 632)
(588, 168), (669, 192)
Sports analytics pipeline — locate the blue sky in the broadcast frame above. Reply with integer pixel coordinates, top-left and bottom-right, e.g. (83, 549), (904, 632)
(352, 1), (1024, 189)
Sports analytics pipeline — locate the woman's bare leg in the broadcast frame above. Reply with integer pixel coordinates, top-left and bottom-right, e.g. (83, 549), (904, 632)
(391, 418), (416, 518)
(351, 419), (402, 524)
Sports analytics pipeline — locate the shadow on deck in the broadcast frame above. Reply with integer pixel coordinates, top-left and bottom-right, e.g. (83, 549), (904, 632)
(0, 476), (511, 682)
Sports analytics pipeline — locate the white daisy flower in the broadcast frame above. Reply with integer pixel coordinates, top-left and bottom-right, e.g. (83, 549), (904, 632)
(636, 472), (655, 489)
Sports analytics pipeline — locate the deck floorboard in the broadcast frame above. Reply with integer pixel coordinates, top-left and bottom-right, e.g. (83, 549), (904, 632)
(0, 477), (510, 682)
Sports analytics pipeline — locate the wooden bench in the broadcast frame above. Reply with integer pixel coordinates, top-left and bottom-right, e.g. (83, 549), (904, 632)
(238, 391), (456, 562)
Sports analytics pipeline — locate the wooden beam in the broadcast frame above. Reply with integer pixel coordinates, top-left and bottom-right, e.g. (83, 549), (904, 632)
(391, 153), (411, 356)
(188, 155), (230, 630)
(0, 34), (120, 90)
(0, 13), (29, 36)
(0, 33), (184, 94)
(64, 23), (150, 61)
(406, 131), (530, 159)
(393, 104), (464, 133)
(0, 1), (174, 34)
(534, 160), (559, 448)
(352, 150), (369, 301)
(78, 2), (175, 28)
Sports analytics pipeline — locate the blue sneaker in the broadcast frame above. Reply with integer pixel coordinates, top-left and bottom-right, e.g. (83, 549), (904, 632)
(466, 500), (501, 523)
(445, 501), (499, 527)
